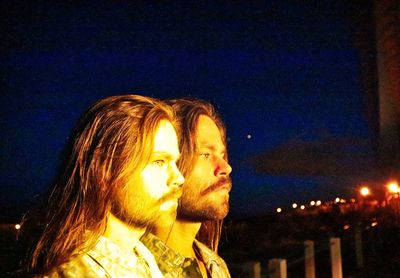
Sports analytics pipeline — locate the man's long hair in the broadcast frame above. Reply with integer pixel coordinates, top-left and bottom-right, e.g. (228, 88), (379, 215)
(167, 98), (228, 252)
(26, 95), (175, 274)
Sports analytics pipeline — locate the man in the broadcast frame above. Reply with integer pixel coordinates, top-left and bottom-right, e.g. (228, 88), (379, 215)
(26, 95), (184, 277)
(141, 98), (232, 277)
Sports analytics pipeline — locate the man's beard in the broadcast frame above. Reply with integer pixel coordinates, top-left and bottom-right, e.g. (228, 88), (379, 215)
(177, 176), (232, 222)
(112, 187), (181, 229)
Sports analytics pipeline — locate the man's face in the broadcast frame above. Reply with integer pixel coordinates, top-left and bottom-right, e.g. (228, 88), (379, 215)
(178, 115), (232, 221)
(117, 120), (184, 228)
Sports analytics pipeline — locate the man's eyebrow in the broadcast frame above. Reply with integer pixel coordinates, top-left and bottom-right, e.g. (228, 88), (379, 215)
(151, 151), (180, 160)
(197, 143), (226, 153)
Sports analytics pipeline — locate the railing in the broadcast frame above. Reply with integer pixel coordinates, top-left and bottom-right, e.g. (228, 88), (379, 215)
(229, 229), (371, 278)
(234, 237), (342, 278)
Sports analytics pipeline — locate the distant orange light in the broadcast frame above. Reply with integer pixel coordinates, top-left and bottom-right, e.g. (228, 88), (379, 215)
(310, 200), (315, 206)
(292, 203), (298, 209)
(316, 200), (322, 206)
(371, 221), (378, 227)
(343, 224), (350, 230)
(276, 208), (282, 213)
(15, 224), (21, 230)
(334, 197), (340, 203)
(360, 186), (370, 196)
(300, 205), (305, 210)
(387, 182), (399, 194)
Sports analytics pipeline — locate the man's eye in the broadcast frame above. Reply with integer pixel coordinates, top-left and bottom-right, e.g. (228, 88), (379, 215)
(153, 160), (166, 166)
(200, 153), (210, 159)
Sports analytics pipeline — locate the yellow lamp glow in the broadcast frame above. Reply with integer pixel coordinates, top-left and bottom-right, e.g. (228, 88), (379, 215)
(388, 182), (399, 194)
(360, 186), (370, 197)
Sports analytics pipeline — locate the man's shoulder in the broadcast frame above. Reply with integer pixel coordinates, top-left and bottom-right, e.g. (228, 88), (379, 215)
(43, 236), (163, 278)
(194, 240), (231, 278)
(43, 253), (108, 278)
(193, 240), (224, 263)
(86, 236), (163, 277)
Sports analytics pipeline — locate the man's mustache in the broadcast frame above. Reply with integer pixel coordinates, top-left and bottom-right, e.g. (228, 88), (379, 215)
(157, 187), (183, 205)
(200, 177), (232, 196)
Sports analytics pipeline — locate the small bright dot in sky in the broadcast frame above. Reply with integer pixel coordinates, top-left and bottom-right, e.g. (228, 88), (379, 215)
(276, 208), (282, 213)
(246, 134), (251, 139)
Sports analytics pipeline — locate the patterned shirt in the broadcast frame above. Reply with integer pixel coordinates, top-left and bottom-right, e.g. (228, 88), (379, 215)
(140, 232), (231, 278)
(43, 236), (164, 278)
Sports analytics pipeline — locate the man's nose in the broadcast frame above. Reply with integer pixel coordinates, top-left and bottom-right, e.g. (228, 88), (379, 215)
(169, 163), (185, 188)
(215, 157), (232, 177)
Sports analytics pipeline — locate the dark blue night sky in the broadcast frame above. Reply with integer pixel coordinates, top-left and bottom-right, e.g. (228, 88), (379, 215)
(1, 1), (373, 217)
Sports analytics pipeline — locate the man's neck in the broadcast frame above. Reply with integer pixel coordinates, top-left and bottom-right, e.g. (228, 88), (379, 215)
(103, 213), (145, 253)
(153, 219), (201, 258)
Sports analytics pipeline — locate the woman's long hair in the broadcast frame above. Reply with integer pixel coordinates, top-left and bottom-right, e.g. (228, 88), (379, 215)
(167, 98), (228, 252)
(26, 95), (175, 274)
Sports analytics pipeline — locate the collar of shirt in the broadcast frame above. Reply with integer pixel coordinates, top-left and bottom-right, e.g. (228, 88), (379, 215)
(141, 232), (228, 277)
(88, 235), (163, 278)
(193, 240), (223, 273)
(140, 232), (185, 277)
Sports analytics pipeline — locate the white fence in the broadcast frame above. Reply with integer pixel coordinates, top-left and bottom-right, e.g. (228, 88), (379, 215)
(235, 236), (363, 278)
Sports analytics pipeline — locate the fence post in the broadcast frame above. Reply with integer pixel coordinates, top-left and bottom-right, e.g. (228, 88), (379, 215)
(242, 261), (261, 278)
(330, 237), (343, 278)
(354, 225), (364, 268)
(304, 240), (316, 278)
(268, 258), (287, 278)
